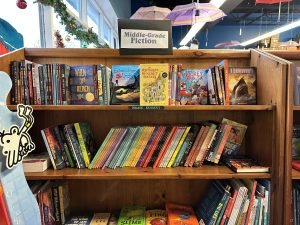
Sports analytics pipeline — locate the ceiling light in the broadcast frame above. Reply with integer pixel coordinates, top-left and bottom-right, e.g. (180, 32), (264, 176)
(179, 0), (227, 46)
(240, 19), (300, 46)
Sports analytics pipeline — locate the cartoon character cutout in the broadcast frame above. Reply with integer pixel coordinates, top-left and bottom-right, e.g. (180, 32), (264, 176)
(0, 104), (35, 169)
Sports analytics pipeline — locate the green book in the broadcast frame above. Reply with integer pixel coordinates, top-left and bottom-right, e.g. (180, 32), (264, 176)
(117, 206), (146, 225)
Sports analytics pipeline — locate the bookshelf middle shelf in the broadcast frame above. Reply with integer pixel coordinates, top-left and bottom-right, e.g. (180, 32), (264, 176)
(24, 166), (271, 180)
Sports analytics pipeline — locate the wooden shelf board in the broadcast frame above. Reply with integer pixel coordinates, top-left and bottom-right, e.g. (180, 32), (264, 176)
(293, 106), (300, 111)
(25, 166), (271, 180)
(24, 48), (250, 59)
(8, 105), (275, 111)
(292, 169), (300, 179)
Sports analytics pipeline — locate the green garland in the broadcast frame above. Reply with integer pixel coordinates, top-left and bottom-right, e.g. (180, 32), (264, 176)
(37, 0), (108, 48)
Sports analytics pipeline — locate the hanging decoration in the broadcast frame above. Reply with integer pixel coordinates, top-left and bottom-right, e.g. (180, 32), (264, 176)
(36, 0), (108, 48)
(16, 0), (27, 9)
(54, 30), (65, 48)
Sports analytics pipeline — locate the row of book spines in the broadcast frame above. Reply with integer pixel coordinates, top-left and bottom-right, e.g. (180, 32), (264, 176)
(88, 122), (232, 169)
(168, 64), (182, 106)
(195, 179), (270, 225)
(10, 60), (71, 105)
(292, 181), (300, 225)
(41, 124), (91, 170)
(207, 60), (229, 105)
(9, 60), (112, 106)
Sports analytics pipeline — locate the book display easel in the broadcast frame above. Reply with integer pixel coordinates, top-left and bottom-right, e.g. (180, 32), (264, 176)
(0, 48), (288, 225)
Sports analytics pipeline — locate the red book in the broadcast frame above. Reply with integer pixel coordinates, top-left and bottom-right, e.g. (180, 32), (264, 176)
(220, 188), (238, 225)
(292, 160), (300, 171)
(0, 184), (10, 225)
(142, 127), (166, 168)
(153, 127), (177, 168)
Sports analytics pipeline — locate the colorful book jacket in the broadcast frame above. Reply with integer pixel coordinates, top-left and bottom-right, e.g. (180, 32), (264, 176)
(70, 65), (98, 105)
(111, 65), (140, 104)
(140, 64), (169, 106)
(221, 118), (247, 157)
(228, 67), (257, 105)
(145, 209), (166, 225)
(166, 202), (198, 225)
(117, 206), (146, 225)
(179, 69), (208, 105)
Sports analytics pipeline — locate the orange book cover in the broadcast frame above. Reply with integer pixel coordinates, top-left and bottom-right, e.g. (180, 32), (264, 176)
(166, 203), (198, 225)
(153, 127), (178, 168)
(142, 126), (166, 168)
(184, 125), (205, 167)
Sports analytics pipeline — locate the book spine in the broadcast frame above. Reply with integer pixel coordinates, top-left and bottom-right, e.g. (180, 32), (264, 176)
(61, 64), (67, 104)
(52, 185), (62, 225)
(53, 126), (70, 167)
(74, 123), (90, 167)
(97, 66), (104, 105)
(224, 59), (230, 105)
(173, 132), (192, 167)
(93, 65), (99, 105)
(179, 132), (197, 167)
(214, 124), (233, 164)
(27, 63), (34, 104)
(184, 126), (204, 167)
(10, 61), (18, 104)
(215, 65), (224, 105)
(206, 124), (224, 162)
(63, 126), (81, 168)
(39, 66), (45, 105)
(33, 63), (41, 105)
(175, 64), (182, 105)
(100, 65), (108, 105)
(170, 64), (177, 106)
(41, 129), (57, 170)
(58, 185), (66, 224)
(65, 125), (85, 168)
(58, 126), (75, 167)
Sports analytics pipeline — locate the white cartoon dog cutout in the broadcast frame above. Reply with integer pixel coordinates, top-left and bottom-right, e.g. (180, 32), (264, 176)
(0, 104), (35, 169)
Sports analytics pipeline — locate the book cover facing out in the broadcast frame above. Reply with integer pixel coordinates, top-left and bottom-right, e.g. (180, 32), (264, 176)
(118, 19), (173, 55)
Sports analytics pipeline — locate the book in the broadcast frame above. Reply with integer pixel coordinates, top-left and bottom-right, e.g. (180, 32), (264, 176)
(111, 65), (140, 105)
(224, 157), (270, 173)
(228, 67), (257, 105)
(90, 213), (111, 225)
(0, 182), (10, 225)
(140, 63), (169, 106)
(70, 65), (98, 105)
(41, 127), (66, 170)
(117, 206), (146, 225)
(166, 202), (198, 225)
(74, 122), (96, 167)
(65, 215), (92, 225)
(22, 153), (50, 172)
(292, 160), (300, 171)
(221, 118), (248, 157)
(293, 125), (300, 159)
(179, 69), (208, 105)
(145, 209), (166, 225)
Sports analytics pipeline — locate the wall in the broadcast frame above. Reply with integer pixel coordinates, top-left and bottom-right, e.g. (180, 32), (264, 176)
(110, 0), (131, 19)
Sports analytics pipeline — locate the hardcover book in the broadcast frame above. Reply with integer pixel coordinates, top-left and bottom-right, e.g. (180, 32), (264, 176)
(228, 67), (257, 105)
(117, 206), (146, 225)
(221, 118), (248, 157)
(145, 209), (166, 225)
(179, 69), (208, 105)
(70, 65), (98, 105)
(292, 125), (300, 159)
(111, 65), (140, 104)
(224, 157), (270, 173)
(140, 63), (169, 106)
(166, 202), (198, 225)
(65, 215), (92, 225)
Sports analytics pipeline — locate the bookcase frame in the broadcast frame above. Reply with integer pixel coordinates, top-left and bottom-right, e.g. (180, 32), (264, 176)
(0, 48), (288, 225)
(266, 50), (300, 225)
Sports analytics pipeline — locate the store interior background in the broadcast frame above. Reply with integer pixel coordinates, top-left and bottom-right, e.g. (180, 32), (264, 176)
(1, 0), (300, 50)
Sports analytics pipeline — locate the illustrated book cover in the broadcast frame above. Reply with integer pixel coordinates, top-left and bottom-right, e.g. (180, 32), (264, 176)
(228, 67), (257, 105)
(166, 202), (198, 225)
(145, 209), (166, 225)
(223, 157), (270, 173)
(179, 69), (208, 105)
(140, 64), (169, 106)
(111, 65), (140, 104)
(117, 206), (146, 225)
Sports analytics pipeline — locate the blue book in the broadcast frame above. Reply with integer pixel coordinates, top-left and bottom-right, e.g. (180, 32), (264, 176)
(111, 65), (140, 105)
(70, 65), (98, 105)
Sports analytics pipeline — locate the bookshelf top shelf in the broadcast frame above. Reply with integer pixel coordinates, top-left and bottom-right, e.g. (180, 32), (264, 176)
(8, 105), (275, 111)
(24, 166), (271, 180)
(23, 48), (250, 59)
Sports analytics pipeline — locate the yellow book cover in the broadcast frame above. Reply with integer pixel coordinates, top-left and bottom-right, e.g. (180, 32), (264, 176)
(131, 126), (156, 167)
(146, 209), (167, 225)
(167, 126), (191, 168)
(140, 64), (169, 106)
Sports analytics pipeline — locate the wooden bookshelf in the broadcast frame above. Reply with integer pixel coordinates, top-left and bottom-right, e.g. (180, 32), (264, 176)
(266, 50), (300, 225)
(25, 166), (271, 180)
(0, 49), (287, 225)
